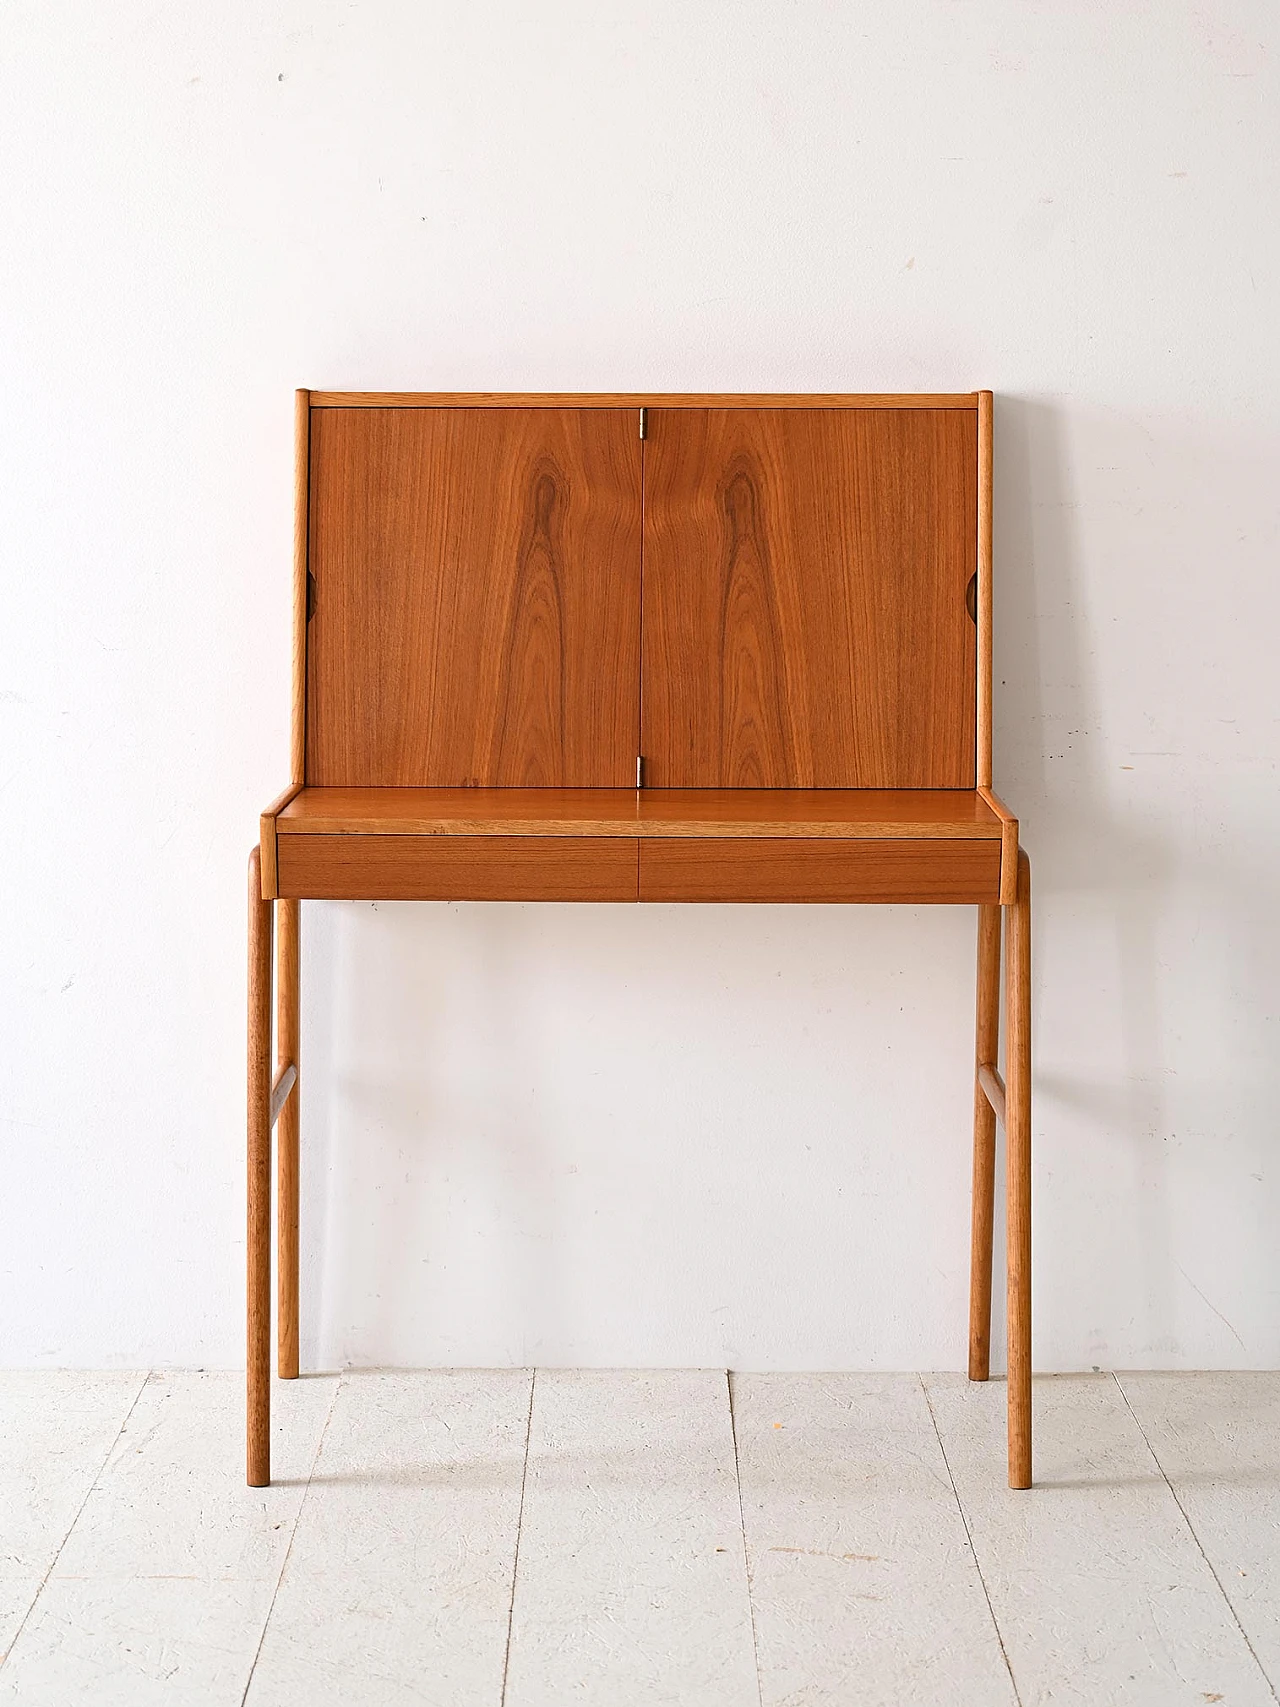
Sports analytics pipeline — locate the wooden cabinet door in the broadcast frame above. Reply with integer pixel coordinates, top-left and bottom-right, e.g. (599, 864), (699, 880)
(306, 408), (641, 786)
(640, 408), (977, 788)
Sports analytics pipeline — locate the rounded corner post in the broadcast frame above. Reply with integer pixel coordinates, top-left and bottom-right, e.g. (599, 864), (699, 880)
(1006, 846), (1032, 1488)
(247, 845), (273, 1486)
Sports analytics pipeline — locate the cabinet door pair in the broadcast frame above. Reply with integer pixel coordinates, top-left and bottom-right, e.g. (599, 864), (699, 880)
(305, 406), (978, 790)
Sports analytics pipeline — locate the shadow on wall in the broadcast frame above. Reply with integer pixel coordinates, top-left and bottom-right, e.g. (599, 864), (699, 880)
(996, 394), (1280, 1368)
(303, 898), (580, 1368)
(297, 892), (982, 1371)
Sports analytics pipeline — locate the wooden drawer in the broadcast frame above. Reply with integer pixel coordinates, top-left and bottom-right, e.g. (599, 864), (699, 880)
(639, 838), (1001, 903)
(277, 835), (639, 901)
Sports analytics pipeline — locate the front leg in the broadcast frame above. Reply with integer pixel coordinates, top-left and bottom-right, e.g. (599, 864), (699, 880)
(276, 899), (300, 1379)
(1005, 850), (1032, 1489)
(247, 847), (273, 1486)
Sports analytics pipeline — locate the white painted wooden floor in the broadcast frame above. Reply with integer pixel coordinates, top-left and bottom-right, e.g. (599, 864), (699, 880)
(0, 1372), (1277, 1705)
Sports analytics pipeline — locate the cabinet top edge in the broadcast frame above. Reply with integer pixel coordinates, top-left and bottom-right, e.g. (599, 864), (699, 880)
(305, 391), (984, 410)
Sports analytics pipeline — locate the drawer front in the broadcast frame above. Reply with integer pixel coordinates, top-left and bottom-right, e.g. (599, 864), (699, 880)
(639, 838), (1000, 903)
(277, 835), (638, 901)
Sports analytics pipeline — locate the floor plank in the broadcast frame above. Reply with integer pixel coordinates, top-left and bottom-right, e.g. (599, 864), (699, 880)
(733, 1372), (1016, 1706)
(244, 1369), (532, 1707)
(0, 1583), (43, 1672)
(3, 1370), (1278, 1705)
(925, 1373), (1276, 1707)
(0, 1370), (145, 1665)
(503, 1369), (758, 1707)
(1, 1577), (280, 1707)
(1118, 1372), (1280, 1695)
(0, 1372), (336, 1706)
(0, 1371), (145, 1576)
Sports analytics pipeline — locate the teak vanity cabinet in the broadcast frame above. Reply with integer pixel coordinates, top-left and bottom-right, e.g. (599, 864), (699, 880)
(249, 390), (1032, 1488)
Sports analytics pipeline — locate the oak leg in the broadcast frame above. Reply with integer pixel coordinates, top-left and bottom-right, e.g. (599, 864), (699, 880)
(968, 903), (1002, 1380)
(247, 848), (273, 1487)
(1005, 850), (1032, 1489)
(277, 899), (300, 1379)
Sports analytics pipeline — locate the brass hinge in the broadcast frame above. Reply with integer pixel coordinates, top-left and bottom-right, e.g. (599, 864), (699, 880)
(636, 755), (645, 788)
(638, 407), (647, 440)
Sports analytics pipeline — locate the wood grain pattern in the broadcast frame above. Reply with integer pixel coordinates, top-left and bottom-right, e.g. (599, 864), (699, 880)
(246, 848), (272, 1486)
(277, 834), (638, 901)
(638, 839), (1000, 903)
(641, 409), (978, 788)
(969, 903), (1002, 1382)
(977, 785), (1019, 905)
(309, 392), (979, 410)
(1006, 849), (1033, 1488)
(276, 786), (1004, 840)
(292, 390), (310, 785)
(259, 782), (303, 898)
(305, 408), (641, 787)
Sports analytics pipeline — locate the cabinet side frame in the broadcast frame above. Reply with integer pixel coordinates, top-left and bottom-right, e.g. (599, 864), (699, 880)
(292, 388), (311, 787)
(975, 393), (1014, 900)
(976, 389), (993, 790)
(259, 390), (311, 902)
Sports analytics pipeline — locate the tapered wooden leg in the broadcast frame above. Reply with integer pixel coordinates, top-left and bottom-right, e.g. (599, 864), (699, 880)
(968, 903), (1002, 1380)
(247, 848), (273, 1487)
(276, 899), (300, 1380)
(1005, 850), (1032, 1489)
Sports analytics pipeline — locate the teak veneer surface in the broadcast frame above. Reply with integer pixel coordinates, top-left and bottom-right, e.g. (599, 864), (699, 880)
(274, 829), (1000, 903)
(977, 784), (1019, 905)
(277, 787), (1003, 839)
(306, 407), (641, 788)
(277, 834), (637, 901)
(639, 838), (1001, 904)
(640, 409), (978, 789)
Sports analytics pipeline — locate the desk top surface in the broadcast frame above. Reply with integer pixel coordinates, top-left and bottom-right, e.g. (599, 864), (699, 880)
(277, 787), (1005, 840)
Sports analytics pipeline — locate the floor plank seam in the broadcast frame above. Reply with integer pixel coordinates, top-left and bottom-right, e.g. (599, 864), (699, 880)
(239, 1367), (344, 1707)
(0, 1367), (151, 1676)
(919, 1374), (1023, 1707)
(1112, 1372), (1280, 1705)
(726, 1370), (766, 1707)
(499, 1366), (537, 1707)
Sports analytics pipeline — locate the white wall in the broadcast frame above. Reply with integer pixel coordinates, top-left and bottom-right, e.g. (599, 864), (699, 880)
(3, 1), (1277, 1373)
